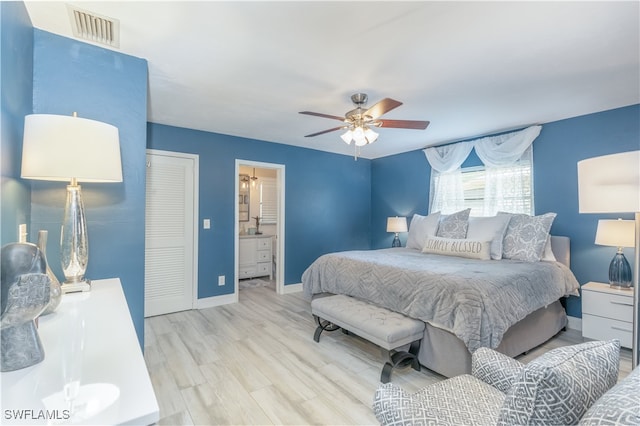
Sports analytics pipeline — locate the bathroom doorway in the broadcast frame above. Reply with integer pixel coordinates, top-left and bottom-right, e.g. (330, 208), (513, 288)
(234, 160), (285, 297)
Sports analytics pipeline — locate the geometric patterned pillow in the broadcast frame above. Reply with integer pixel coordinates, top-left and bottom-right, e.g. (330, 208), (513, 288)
(472, 347), (525, 393)
(579, 365), (640, 425)
(373, 376), (505, 426)
(500, 212), (556, 262)
(497, 339), (620, 426)
(436, 208), (471, 239)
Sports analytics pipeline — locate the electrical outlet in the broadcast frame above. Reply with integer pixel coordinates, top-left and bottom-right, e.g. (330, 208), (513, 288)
(218, 275), (225, 286)
(203, 219), (211, 229)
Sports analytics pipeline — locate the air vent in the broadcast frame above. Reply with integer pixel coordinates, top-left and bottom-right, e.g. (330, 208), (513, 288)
(67, 4), (120, 48)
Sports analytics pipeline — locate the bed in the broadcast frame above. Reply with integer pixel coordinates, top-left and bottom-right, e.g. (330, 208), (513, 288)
(302, 212), (580, 378)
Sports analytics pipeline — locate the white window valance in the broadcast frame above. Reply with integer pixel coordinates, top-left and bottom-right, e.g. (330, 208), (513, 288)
(474, 125), (541, 167)
(423, 141), (474, 173)
(423, 125), (541, 170)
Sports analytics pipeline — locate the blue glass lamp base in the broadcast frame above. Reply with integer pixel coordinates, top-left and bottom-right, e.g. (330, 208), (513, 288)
(391, 234), (401, 248)
(609, 251), (633, 290)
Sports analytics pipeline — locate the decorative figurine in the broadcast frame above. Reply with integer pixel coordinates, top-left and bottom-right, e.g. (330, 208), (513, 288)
(1, 242), (51, 372)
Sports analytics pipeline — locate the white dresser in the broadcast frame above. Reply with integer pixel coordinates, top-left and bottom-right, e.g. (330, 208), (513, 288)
(0, 278), (159, 425)
(239, 235), (273, 279)
(582, 281), (634, 349)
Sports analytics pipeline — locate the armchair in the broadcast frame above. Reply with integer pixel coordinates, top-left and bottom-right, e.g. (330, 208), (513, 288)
(373, 340), (621, 426)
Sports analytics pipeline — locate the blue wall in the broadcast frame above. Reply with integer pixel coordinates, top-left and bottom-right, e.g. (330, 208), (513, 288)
(3, 0), (636, 337)
(147, 124), (372, 298)
(371, 104), (639, 318)
(1, 1), (33, 246)
(29, 30), (148, 345)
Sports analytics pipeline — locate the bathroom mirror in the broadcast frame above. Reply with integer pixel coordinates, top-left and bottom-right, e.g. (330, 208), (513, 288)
(239, 174), (250, 222)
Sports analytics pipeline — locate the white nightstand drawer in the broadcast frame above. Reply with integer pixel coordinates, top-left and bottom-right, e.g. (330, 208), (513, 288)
(582, 314), (632, 348)
(582, 289), (633, 322)
(257, 238), (271, 250)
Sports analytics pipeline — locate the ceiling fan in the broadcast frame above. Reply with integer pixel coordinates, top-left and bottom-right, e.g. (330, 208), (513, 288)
(299, 93), (430, 150)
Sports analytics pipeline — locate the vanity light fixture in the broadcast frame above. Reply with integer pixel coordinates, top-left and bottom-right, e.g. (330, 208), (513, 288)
(251, 168), (258, 188)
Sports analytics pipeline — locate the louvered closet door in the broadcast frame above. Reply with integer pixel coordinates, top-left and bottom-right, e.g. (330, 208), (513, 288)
(145, 152), (195, 317)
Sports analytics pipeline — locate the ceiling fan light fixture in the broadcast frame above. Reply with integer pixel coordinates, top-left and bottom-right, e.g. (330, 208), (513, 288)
(364, 128), (379, 144)
(353, 127), (368, 147)
(341, 130), (353, 144)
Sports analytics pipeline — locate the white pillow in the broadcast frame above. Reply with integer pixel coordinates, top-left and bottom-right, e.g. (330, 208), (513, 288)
(467, 215), (511, 260)
(541, 236), (556, 262)
(436, 208), (471, 239)
(406, 212), (441, 250)
(499, 212), (557, 262)
(422, 236), (491, 260)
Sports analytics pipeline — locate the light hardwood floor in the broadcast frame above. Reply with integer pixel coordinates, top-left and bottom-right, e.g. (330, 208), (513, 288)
(144, 286), (633, 425)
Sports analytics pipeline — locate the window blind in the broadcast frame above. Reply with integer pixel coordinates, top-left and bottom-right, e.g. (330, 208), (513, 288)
(259, 178), (278, 224)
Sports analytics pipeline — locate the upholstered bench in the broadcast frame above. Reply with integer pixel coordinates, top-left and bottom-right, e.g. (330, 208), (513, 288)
(311, 294), (425, 383)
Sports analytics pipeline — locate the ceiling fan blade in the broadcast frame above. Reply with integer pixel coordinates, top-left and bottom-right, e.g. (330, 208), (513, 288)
(364, 98), (403, 119)
(299, 111), (345, 121)
(378, 119), (430, 130)
(304, 126), (346, 137)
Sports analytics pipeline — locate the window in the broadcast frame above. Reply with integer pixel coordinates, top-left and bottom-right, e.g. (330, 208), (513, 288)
(430, 146), (533, 216)
(259, 177), (277, 224)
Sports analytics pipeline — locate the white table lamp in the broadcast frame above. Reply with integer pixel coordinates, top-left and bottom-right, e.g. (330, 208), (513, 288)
(387, 216), (408, 248)
(21, 113), (122, 293)
(577, 150), (639, 367)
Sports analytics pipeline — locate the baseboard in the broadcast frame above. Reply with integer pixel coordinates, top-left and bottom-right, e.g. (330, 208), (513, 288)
(282, 282), (302, 294)
(567, 315), (582, 332)
(196, 292), (238, 309)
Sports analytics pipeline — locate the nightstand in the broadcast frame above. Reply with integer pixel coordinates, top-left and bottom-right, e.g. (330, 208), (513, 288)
(582, 281), (634, 349)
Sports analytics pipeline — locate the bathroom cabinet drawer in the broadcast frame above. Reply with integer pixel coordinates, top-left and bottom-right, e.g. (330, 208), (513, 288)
(238, 235), (273, 280)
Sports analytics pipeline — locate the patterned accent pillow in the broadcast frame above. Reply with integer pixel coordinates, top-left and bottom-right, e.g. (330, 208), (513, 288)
(422, 236), (491, 260)
(467, 215), (511, 260)
(436, 208), (471, 239)
(500, 212), (556, 262)
(406, 212), (441, 250)
(579, 365), (640, 425)
(497, 339), (620, 426)
(373, 376), (505, 426)
(472, 347), (524, 393)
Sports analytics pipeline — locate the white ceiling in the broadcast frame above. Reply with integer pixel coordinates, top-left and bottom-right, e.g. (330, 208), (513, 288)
(24, 1), (640, 159)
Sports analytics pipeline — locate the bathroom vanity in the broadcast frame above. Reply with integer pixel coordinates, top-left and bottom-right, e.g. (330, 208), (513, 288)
(239, 235), (273, 280)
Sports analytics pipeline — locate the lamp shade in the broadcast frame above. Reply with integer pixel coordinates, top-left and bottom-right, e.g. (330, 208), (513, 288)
(577, 151), (640, 213)
(595, 219), (635, 248)
(21, 114), (122, 183)
(387, 216), (408, 233)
